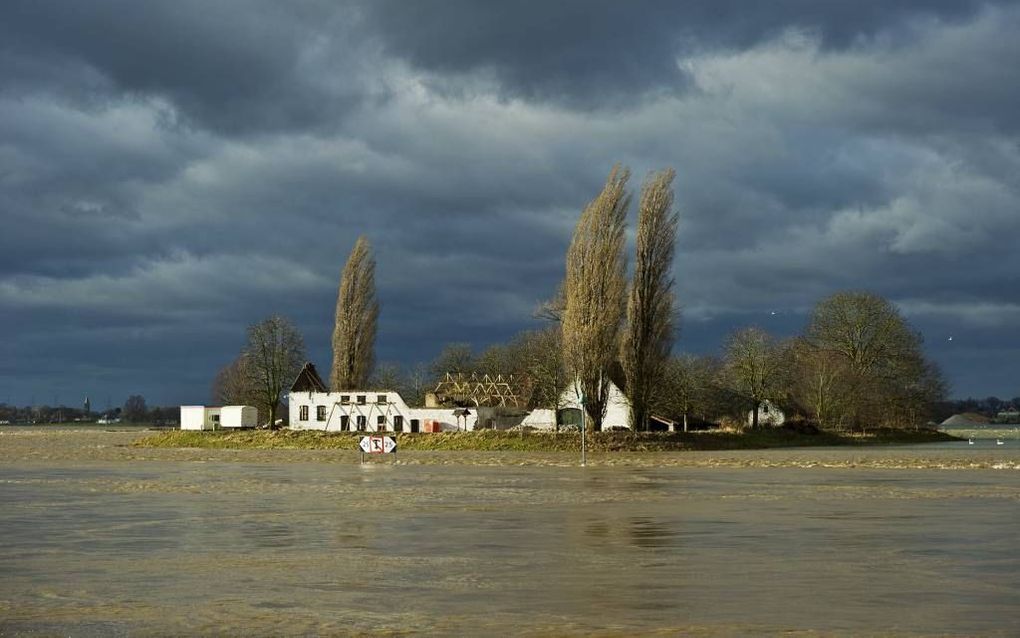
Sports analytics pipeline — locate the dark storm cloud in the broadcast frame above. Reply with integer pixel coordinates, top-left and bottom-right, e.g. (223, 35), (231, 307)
(360, 0), (998, 106)
(1, 1), (1018, 404)
(0, 0), (374, 135)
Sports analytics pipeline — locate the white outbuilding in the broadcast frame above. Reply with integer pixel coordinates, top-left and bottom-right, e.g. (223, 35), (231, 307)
(220, 405), (258, 429)
(181, 405), (258, 430)
(748, 400), (785, 427)
(557, 379), (631, 430)
(180, 406), (222, 431)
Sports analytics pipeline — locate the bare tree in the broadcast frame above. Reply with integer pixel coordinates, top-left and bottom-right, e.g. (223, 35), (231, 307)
(475, 341), (522, 378)
(886, 360), (948, 428)
(429, 343), (476, 381)
(331, 236), (379, 390)
(518, 326), (567, 411)
(562, 165), (630, 431)
(806, 292), (920, 376)
(622, 168), (679, 431)
(534, 282), (566, 323)
(123, 395), (148, 423)
(404, 362), (430, 407)
(245, 315), (306, 427)
(789, 342), (846, 429)
(724, 327), (788, 429)
(211, 355), (256, 407)
(655, 354), (717, 432)
(368, 362), (404, 391)
(803, 291), (939, 429)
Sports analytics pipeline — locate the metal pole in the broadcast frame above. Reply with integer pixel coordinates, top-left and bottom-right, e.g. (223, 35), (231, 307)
(580, 394), (586, 467)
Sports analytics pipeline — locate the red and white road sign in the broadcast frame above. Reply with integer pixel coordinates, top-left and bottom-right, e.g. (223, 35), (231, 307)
(359, 435), (397, 454)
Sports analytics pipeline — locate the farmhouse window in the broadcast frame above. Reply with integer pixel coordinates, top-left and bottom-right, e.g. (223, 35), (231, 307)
(340, 395), (350, 405)
(394, 416), (404, 432)
(356, 395), (366, 405)
(299, 405), (308, 421)
(377, 394), (387, 404)
(340, 415), (350, 431)
(356, 415), (366, 431)
(316, 406), (326, 421)
(377, 415), (386, 429)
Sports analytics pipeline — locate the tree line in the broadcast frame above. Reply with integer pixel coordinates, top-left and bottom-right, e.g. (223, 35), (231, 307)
(210, 164), (950, 432)
(659, 291), (948, 432)
(0, 396), (178, 425)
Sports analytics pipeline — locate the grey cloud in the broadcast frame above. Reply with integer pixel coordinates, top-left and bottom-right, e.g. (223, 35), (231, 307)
(1, 0), (375, 135)
(360, 0), (999, 106)
(1, 2), (1019, 404)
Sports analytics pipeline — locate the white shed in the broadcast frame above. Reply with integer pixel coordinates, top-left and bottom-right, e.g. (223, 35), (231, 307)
(220, 405), (258, 428)
(180, 406), (222, 431)
(520, 408), (557, 431)
(748, 400), (785, 427)
(559, 379), (631, 430)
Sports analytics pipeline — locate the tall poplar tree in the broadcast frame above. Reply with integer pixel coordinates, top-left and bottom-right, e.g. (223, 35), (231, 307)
(331, 236), (379, 390)
(621, 169), (679, 431)
(562, 165), (630, 431)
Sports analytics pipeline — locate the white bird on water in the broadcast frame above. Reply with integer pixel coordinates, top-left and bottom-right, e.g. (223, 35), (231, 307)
(996, 439), (1004, 445)
(968, 438), (974, 445)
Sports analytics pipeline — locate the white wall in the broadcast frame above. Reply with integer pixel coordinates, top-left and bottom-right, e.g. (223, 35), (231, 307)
(180, 406), (221, 431)
(288, 390), (477, 432)
(220, 405), (257, 428)
(288, 382), (633, 433)
(521, 409), (557, 430)
(181, 406), (206, 430)
(559, 380), (631, 430)
(748, 400), (785, 427)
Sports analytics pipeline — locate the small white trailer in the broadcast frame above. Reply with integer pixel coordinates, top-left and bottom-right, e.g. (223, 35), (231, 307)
(219, 405), (258, 429)
(180, 406), (222, 431)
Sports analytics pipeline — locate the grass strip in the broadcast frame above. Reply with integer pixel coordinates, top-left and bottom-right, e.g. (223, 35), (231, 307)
(134, 427), (958, 453)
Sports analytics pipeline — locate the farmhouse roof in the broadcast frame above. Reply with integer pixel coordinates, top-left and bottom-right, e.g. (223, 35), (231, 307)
(291, 361), (328, 393)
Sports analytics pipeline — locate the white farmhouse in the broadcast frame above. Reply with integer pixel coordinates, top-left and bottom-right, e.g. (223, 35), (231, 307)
(286, 362), (643, 432)
(288, 363), (477, 432)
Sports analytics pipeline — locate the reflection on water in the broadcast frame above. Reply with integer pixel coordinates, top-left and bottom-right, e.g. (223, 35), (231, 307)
(243, 521), (297, 549)
(626, 517), (680, 549)
(1, 434), (1019, 635)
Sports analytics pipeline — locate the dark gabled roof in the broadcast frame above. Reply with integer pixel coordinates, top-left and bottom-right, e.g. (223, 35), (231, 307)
(607, 360), (627, 395)
(290, 361), (328, 393)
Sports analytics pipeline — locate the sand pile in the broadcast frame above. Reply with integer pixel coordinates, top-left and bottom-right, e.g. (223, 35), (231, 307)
(941, 413), (992, 426)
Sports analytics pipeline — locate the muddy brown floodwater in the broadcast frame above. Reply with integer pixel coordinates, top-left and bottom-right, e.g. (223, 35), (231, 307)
(1, 427), (1018, 636)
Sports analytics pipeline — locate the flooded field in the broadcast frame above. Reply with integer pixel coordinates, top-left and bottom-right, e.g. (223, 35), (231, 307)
(1, 428), (1019, 635)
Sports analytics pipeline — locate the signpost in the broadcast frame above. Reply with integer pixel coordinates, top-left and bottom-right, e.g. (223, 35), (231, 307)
(359, 435), (397, 463)
(580, 396), (586, 467)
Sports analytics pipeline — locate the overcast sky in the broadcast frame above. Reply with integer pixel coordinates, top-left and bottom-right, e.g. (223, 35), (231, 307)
(2, 0), (1019, 408)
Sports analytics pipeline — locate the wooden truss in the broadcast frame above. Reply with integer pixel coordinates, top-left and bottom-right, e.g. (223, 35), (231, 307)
(432, 372), (531, 408)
